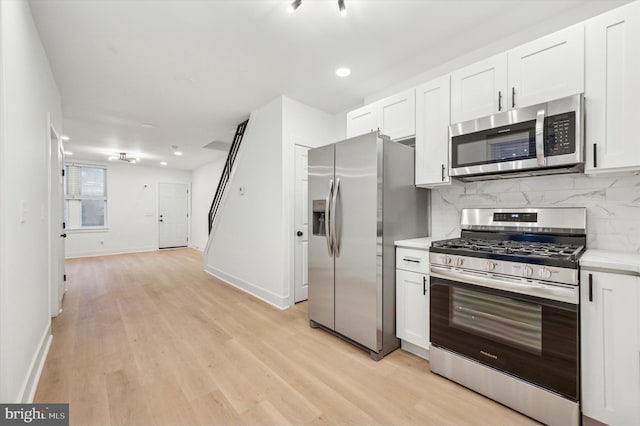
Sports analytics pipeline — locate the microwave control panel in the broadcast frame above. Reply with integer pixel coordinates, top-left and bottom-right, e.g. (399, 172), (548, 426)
(545, 112), (576, 156)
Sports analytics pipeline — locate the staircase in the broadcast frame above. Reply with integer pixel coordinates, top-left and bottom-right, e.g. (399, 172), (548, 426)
(208, 119), (249, 235)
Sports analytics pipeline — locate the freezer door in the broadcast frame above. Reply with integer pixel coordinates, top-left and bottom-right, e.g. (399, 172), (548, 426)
(334, 133), (381, 351)
(308, 144), (335, 329)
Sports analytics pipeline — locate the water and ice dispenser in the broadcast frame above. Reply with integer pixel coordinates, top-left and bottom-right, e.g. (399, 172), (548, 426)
(312, 200), (326, 236)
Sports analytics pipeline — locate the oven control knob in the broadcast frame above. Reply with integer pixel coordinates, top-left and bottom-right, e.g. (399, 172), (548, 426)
(538, 267), (552, 279)
(485, 261), (497, 271)
(522, 265), (533, 277)
(455, 258), (464, 267)
(441, 255), (452, 265)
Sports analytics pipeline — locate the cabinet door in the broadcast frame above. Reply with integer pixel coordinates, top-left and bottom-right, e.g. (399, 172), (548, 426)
(450, 53), (507, 124)
(396, 269), (429, 349)
(580, 270), (640, 425)
(508, 24), (584, 108)
(346, 104), (377, 138)
(378, 89), (415, 141)
(585, 1), (640, 173)
(415, 75), (450, 187)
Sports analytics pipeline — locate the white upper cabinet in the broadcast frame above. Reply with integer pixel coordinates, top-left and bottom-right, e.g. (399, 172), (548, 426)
(507, 24), (584, 109)
(415, 75), (451, 187)
(581, 269), (640, 425)
(451, 25), (585, 125)
(585, 1), (640, 173)
(450, 54), (507, 124)
(378, 89), (416, 141)
(346, 89), (415, 140)
(346, 104), (378, 139)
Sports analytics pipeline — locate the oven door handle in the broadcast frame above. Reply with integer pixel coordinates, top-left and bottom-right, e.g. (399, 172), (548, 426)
(430, 265), (578, 304)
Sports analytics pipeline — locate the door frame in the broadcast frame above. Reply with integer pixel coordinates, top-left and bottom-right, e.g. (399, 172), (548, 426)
(157, 181), (191, 249)
(47, 118), (65, 317)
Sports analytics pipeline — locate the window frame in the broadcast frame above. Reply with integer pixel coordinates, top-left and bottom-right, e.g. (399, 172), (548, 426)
(64, 163), (108, 231)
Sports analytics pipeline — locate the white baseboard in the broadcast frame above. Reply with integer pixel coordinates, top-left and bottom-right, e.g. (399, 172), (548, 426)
(65, 246), (158, 259)
(204, 265), (290, 310)
(18, 323), (52, 403)
(188, 244), (204, 252)
(400, 340), (430, 360)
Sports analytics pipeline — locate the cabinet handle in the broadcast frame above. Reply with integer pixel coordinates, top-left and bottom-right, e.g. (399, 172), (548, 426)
(588, 273), (593, 302)
(441, 164), (445, 181)
(423, 276), (427, 296)
(498, 91), (502, 111)
(512, 87), (515, 108)
(593, 143), (597, 168)
(403, 258), (420, 263)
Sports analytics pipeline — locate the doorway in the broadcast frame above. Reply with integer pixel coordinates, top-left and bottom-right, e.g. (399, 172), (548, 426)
(158, 183), (189, 249)
(49, 125), (65, 316)
(294, 144), (311, 302)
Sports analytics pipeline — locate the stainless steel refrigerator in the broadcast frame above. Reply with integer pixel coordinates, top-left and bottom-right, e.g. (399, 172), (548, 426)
(308, 131), (428, 360)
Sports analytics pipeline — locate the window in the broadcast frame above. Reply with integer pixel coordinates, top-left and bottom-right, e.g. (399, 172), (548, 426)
(64, 164), (107, 229)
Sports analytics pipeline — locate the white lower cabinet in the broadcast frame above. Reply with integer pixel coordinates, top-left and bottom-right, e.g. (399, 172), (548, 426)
(396, 248), (429, 356)
(580, 269), (640, 425)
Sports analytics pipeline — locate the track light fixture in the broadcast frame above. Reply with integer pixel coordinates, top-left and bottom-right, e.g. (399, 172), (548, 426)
(287, 0), (347, 16)
(338, 0), (346, 16)
(288, 0), (301, 14)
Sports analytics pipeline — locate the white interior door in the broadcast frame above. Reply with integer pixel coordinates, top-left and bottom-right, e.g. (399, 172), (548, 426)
(294, 145), (310, 302)
(159, 183), (189, 249)
(50, 127), (65, 316)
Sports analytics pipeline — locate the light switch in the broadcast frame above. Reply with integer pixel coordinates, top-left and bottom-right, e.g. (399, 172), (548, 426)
(19, 200), (27, 223)
(239, 186), (245, 196)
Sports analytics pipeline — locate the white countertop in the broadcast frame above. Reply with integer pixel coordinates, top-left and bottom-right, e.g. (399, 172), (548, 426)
(580, 249), (640, 276)
(394, 237), (432, 250)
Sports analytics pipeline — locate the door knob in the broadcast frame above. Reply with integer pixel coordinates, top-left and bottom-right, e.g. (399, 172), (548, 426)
(60, 233), (67, 238)
(296, 231), (303, 237)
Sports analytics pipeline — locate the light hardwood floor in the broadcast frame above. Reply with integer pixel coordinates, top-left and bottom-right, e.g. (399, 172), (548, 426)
(35, 248), (538, 425)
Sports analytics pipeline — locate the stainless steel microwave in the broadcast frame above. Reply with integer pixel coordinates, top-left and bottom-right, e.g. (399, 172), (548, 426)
(449, 94), (584, 181)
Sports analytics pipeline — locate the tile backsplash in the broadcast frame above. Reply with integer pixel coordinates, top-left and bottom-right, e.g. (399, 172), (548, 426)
(430, 172), (640, 253)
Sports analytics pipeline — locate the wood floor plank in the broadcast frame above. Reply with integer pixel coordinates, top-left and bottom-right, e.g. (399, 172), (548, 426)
(35, 248), (539, 425)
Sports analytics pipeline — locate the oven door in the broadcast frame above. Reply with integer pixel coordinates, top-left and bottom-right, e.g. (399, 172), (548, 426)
(430, 275), (578, 400)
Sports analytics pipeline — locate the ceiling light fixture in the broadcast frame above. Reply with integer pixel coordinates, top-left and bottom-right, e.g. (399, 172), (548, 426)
(109, 152), (138, 163)
(174, 151), (183, 156)
(160, 161), (167, 166)
(336, 67), (351, 77)
(288, 0), (301, 13)
(338, 0), (346, 16)
(64, 151), (73, 156)
(61, 135), (70, 141)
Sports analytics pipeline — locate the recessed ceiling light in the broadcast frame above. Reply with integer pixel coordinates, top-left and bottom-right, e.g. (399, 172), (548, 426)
(64, 151), (73, 156)
(61, 135), (70, 141)
(336, 67), (351, 77)
(160, 161), (167, 166)
(141, 123), (155, 128)
(174, 151), (183, 156)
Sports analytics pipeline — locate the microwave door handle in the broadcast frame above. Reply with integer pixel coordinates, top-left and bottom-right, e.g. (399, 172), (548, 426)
(325, 179), (334, 257)
(331, 178), (340, 257)
(535, 108), (546, 166)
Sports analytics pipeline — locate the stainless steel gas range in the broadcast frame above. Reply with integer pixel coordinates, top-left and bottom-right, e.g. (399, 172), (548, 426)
(428, 207), (586, 426)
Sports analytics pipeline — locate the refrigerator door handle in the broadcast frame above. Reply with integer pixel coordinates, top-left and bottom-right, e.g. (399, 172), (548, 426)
(331, 178), (341, 257)
(325, 179), (334, 256)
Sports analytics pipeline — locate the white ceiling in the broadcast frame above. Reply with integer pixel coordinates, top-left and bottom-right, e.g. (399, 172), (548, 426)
(29, 0), (627, 170)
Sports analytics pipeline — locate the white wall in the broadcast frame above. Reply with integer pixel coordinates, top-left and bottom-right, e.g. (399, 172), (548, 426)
(205, 97), (287, 307)
(204, 96), (336, 308)
(190, 156), (225, 251)
(65, 162), (191, 258)
(0, 0), (62, 402)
